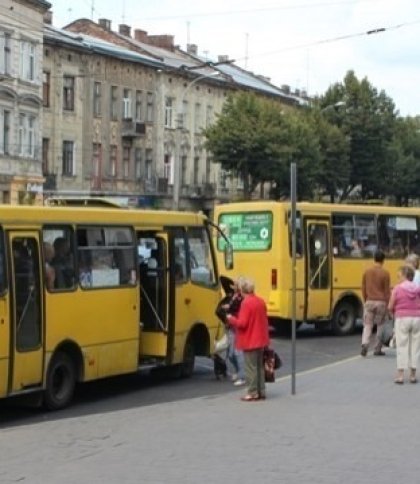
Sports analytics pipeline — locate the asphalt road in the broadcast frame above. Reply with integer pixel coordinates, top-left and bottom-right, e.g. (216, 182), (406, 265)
(0, 323), (362, 427)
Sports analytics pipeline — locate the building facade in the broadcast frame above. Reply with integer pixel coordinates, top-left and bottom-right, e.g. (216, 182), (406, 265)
(41, 17), (306, 211)
(0, 0), (50, 204)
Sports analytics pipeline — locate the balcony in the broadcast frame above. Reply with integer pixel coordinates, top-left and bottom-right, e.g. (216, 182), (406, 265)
(121, 119), (146, 138)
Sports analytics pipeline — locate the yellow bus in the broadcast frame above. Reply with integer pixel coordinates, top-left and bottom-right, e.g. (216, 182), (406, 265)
(0, 204), (231, 409)
(215, 200), (420, 335)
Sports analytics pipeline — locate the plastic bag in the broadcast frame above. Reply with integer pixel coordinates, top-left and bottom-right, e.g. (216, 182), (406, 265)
(214, 333), (229, 354)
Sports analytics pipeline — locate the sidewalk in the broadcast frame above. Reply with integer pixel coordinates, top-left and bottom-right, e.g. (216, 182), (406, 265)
(2, 348), (419, 484)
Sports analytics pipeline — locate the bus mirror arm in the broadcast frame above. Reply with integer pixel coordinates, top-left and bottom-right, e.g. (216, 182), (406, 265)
(206, 220), (234, 270)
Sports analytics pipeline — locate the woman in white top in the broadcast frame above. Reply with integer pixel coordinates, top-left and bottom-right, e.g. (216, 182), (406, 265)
(405, 254), (420, 286)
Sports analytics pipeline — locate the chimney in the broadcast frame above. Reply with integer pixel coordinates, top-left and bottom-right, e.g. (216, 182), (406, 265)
(98, 18), (112, 31)
(43, 10), (52, 25)
(119, 24), (131, 37)
(147, 35), (174, 50)
(218, 55), (229, 63)
(187, 44), (198, 55)
(134, 29), (148, 43)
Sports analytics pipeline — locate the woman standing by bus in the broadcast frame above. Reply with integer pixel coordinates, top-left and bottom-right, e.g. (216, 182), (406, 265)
(388, 265), (420, 384)
(227, 277), (270, 401)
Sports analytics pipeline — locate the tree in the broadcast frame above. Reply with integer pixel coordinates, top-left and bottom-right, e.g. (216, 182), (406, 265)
(385, 116), (420, 205)
(320, 70), (397, 200)
(204, 92), (286, 199)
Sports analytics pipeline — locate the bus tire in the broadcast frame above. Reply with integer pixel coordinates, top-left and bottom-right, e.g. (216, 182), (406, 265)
(44, 351), (76, 410)
(332, 301), (356, 336)
(181, 338), (195, 378)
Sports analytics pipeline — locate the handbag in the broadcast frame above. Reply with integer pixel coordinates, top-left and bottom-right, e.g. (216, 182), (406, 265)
(263, 347), (282, 383)
(380, 317), (394, 347)
(214, 333), (229, 354)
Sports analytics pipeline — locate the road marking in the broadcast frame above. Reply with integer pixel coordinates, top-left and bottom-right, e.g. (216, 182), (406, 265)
(197, 354), (362, 382)
(275, 354), (361, 382)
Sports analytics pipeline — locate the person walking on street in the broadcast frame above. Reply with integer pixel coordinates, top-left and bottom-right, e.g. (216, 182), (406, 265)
(227, 277), (270, 401)
(361, 250), (391, 357)
(388, 265), (420, 384)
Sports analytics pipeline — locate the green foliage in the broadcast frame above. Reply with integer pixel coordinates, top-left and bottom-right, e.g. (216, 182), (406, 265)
(204, 72), (420, 204)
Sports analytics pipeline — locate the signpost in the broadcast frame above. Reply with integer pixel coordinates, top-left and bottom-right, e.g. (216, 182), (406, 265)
(291, 162), (297, 395)
(218, 212), (272, 251)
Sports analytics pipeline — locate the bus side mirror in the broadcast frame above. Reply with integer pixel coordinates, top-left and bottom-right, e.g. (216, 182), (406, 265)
(224, 243), (233, 270)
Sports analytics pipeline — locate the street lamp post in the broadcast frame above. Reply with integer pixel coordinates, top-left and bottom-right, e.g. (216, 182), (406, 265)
(173, 72), (219, 210)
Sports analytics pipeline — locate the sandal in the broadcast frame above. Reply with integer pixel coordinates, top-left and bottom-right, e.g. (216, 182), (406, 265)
(240, 394), (259, 402)
(394, 378), (404, 385)
(410, 377), (417, 384)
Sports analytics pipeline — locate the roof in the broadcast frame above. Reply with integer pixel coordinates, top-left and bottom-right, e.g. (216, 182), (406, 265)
(44, 25), (164, 69)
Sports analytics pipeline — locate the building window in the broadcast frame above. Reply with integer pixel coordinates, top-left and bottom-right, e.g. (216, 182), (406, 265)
(182, 100), (188, 129)
(110, 86), (118, 120)
(42, 138), (49, 174)
(193, 156), (199, 185)
(122, 89), (132, 119)
(92, 143), (101, 178)
(181, 155), (187, 185)
(194, 103), (201, 132)
(135, 90), (142, 121)
(206, 105), (213, 127)
(93, 82), (102, 117)
(164, 97), (173, 128)
(27, 115), (35, 157)
(20, 40), (36, 81)
(145, 149), (152, 179)
(135, 148), (142, 179)
(146, 92), (154, 123)
(0, 110), (10, 155)
(122, 145), (131, 178)
(17, 113), (37, 158)
(62, 141), (74, 176)
(109, 145), (117, 177)
(63, 76), (75, 111)
(43, 71), (50, 107)
(0, 32), (11, 75)
(164, 153), (172, 182)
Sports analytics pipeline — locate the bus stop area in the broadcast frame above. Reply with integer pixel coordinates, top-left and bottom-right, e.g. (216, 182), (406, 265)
(1, 350), (419, 484)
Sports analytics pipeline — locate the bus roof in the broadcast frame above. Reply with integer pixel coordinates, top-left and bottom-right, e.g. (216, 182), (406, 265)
(215, 200), (420, 216)
(0, 204), (208, 227)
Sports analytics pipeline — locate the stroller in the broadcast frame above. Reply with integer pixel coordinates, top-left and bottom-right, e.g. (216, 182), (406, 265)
(213, 276), (236, 380)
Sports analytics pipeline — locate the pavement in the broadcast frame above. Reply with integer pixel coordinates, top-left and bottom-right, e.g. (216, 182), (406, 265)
(1, 346), (420, 484)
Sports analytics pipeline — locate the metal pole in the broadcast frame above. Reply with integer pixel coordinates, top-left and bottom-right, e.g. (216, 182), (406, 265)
(290, 162), (297, 395)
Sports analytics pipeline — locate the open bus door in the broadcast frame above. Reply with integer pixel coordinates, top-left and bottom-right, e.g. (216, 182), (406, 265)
(304, 220), (332, 321)
(8, 232), (44, 394)
(137, 231), (170, 361)
(137, 228), (193, 367)
(0, 232), (8, 398)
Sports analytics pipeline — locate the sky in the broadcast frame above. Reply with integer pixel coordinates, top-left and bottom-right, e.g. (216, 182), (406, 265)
(51, 0), (420, 116)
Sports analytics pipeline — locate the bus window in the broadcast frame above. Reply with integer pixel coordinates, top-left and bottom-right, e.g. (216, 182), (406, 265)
(188, 227), (216, 286)
(77, 226), (136, 288)
(43, 226), (76, 291)
(0, 229), (6, 294)
(378, 215), (419, 258)
(173, 231), (188, 283)
(288, 211), (302, 257)
(332, 214), (376, 258)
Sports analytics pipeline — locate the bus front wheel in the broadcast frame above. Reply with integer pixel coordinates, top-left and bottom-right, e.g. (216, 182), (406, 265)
(332, 302), (356, 336)
(44, 351), (76, 410)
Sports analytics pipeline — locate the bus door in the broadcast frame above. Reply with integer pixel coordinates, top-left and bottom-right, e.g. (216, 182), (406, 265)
(0, 231), (8, 398)
(304, 220), (332, 320)
(8, 232), (43, 393)
(138, 232), (169, 359)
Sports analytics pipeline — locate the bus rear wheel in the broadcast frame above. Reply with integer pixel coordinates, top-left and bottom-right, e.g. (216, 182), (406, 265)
(44, 352), (76, 410)
(332, 302), (356, 336)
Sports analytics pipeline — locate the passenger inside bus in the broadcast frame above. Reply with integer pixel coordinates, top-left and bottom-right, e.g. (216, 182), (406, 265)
(52, 237), (74, 289)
